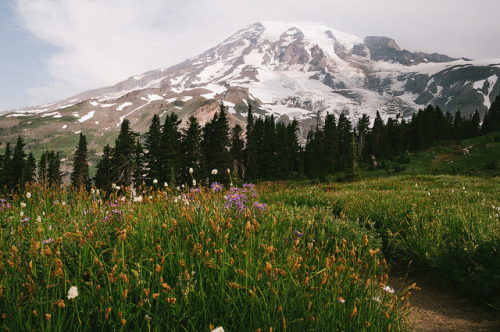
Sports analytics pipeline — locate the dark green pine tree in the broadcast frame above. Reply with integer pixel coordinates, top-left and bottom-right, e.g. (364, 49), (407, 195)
(337, 113), (352, 171)
(47, 151), (62, 187)
(181, 116), (203, 184)
(23, 152), (37, 184)
(38, 151), (48, 184)
(133, 139), (146, 190)
(274, 122), (289, 178)
(453, 110), (463, 141)
(94, 144), (113, 191)
(202, 103), (231, 184)
(356, 114), (370, 164)
(144, 114), (163, 185)
(230, 124), (245, 179)
(345, 133), (360, 181)
(160, 113), (182, 185)
(70, 133), (91, 190)
(111, 119), (138, 187)
(244, 103), (258, 179)
(286, 119), (301, 176)
(324, 113), (339, 173)
(0, 142), (12, 188)
(10, 136), (27, 189)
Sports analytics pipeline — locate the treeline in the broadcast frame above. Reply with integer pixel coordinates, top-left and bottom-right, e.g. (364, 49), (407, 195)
(1, 94), (499, 192)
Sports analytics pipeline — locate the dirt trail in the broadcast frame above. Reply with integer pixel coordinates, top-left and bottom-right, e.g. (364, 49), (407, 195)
(390, 265), (500, 332)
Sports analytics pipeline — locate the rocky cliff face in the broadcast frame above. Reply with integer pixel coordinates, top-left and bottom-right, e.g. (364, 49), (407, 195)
(1, 21), (499, 158)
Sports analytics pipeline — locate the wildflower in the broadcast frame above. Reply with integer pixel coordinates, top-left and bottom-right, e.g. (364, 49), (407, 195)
(337, 297), (345, 304)
(372, 296), (381, 302)
(153, 179), (158, 184)
(211, 169), (218, 175)
(211, 182), (223, 192)
(192, 179), (197, 187)
(37, 216), (42, 223)
(115, 186), (120, 191)
(26, 192), (31, 199)
(189, 167), (194, 174)
(67, 286), (79, 300)
(43, 238), (54, 245)
(164, 182), (168, 187)
(211, 327), (225, 332)
(415, 183), (418, 187)
(133, 196), (143, 203)
(227, 168), (230, 174)
(253, 202), (267, 211)
(112, 183), (117, 189)
(20, 202), (26, 208)
(383, 285), (394, 294)
(294, 229), (303, 237)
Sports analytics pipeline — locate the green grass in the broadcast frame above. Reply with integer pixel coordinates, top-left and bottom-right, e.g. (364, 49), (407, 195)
(0, 183), (412, 331)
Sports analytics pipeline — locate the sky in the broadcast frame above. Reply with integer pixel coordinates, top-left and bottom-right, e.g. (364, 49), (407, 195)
(1, 0), (499, 111)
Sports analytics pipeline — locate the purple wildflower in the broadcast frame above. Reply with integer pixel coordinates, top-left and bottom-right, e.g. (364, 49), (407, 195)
(294, 230), (303, 237)
(211, 182), (223, 192)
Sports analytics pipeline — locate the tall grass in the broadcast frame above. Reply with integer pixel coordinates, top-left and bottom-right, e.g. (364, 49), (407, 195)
(0, 183), (411, 331)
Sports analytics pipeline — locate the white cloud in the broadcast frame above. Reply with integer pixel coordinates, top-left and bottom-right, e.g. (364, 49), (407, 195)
(13, 0), (500, 106)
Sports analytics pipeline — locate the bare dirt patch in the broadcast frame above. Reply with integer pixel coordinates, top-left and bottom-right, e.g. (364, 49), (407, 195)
(390, 264), (500, 331)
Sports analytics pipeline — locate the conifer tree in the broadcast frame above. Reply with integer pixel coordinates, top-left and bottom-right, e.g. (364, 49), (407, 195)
(244, 103), (258, 179)
(144, 114), (163, 185)
(345, 133), (360, 181)
(230, 124), (245, 179)
(70, 133), (91, 190)
(181, 116), (203, 184)
(38, 151), (48, 184)
(94, 144), (113, 190)
(286, 119), (301, 176)
(47, 151), (62, 187)
(111, 119), (138, 187)
(133, 140), (146, 190)
(10, 136), (27, 189)
(202, 103), (231, 183)
(160, 113), (182, 185)
(24, 152), (37, 184)
(0, 143), (12, 188)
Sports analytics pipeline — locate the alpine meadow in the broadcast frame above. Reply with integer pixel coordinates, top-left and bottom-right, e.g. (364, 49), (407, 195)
(1, 20), (500, 332)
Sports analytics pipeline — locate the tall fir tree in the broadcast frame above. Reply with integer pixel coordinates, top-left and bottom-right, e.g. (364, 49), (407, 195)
(144, 114), (163, 185)
(160, 113), (182, 185)
(23, 152), (37, 184)
(181, 116), (203, 184)
(47, 151), (62, 187)
(345, 133), (360, 181)
(38, 151), (48, 184)
(230, 124), (245, 179)
(94, 144), (113, 191)
(244, 103), (258, 179)
(10, 136), (27, 189)
(70, 133), (91, 190)
(111, 119), (138, 187)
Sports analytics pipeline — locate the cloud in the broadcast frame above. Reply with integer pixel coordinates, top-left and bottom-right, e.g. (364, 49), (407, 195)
(14, 0), (500, 106)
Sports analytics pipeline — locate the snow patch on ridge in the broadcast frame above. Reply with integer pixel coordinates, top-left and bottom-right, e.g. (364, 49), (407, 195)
(78, 110), (95, 123)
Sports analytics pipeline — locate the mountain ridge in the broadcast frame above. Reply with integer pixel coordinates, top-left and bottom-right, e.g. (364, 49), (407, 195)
(1, 21), (500, 156)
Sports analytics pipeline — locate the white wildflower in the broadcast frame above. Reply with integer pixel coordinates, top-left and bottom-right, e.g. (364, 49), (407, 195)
(20, 211), (24, 217)
(337, 297), (345, 304)
(153, 179), (158, 184)
(415, 183), (418, 187)
(26, 192), (31, 199)
(189, 167), (193, 174)
(211, 169), (218, 175)
(133, 196), (143, 203)
(67, 286), (79, 300)
(37, 216), (42, 223)
(112, 183), (117, 189)
(115, 186), (120, 191)
(192, 179), (197, 187)
(372, 296), (381, 302)
(20, 202), (26, 208)
(62, 201), (66, 206)
(164, 182), (168, 187)
(211, 327), (224, 332)
(383, 286), (395, 294)
(227, 168), (231, 174)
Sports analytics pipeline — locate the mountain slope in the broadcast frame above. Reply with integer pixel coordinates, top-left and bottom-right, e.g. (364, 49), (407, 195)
(1, 21), (499, 159)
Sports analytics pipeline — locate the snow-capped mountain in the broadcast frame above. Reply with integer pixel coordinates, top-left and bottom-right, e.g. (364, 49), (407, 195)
(1, 21), (500, 152)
